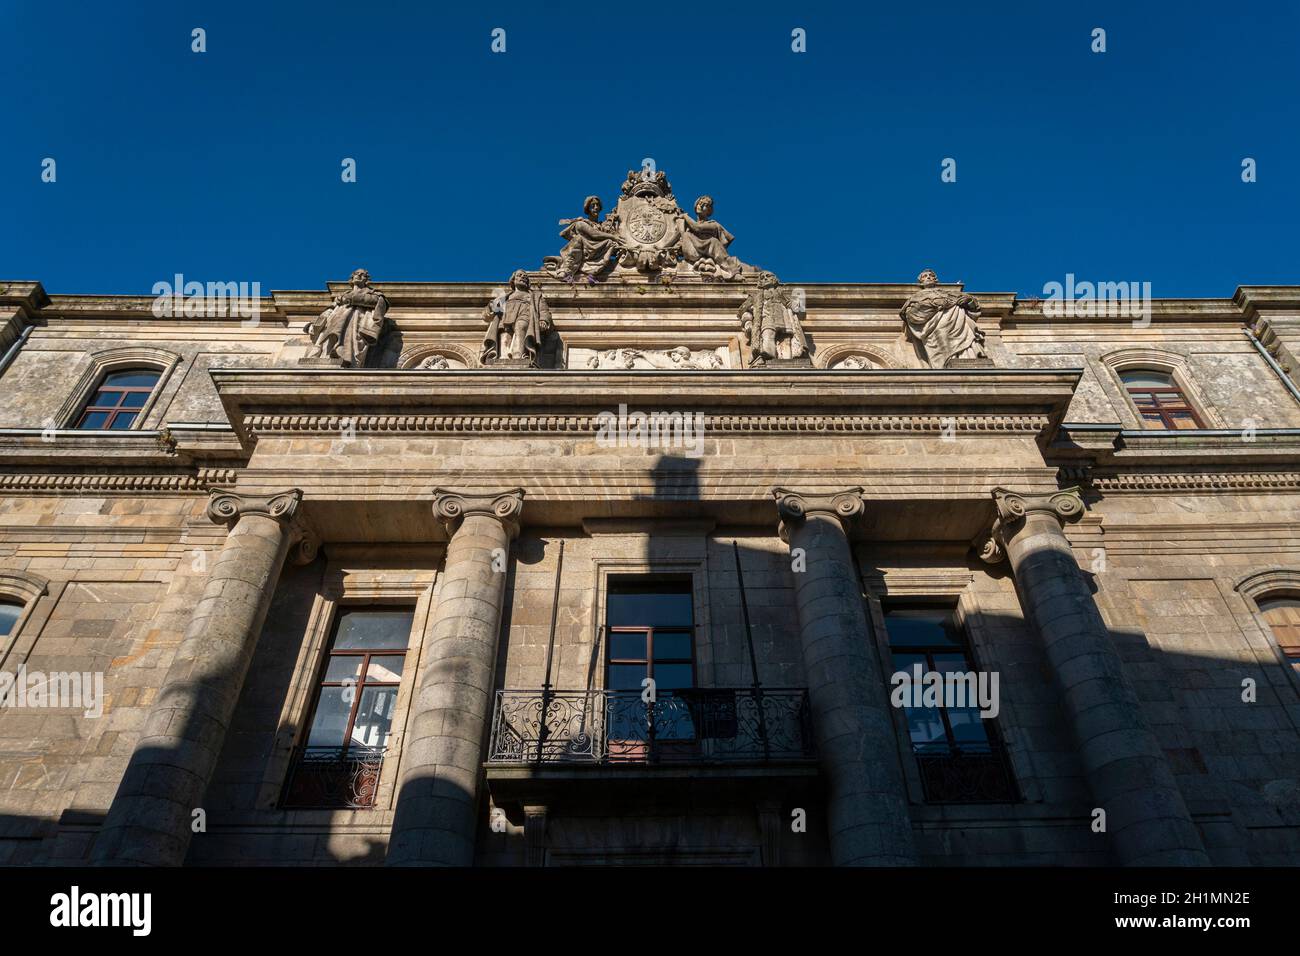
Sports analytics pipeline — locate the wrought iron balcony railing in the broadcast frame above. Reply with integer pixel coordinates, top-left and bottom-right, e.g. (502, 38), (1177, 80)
(911, 741), (1020, 804)
(488, 688), (814, 765)
(281, 745), (387, 809)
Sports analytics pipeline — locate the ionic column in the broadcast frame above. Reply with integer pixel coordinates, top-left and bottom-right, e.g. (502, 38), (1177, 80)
(773, 488), (918, 866)
(386, 488), (524, 867)
(92, 489), (315, 866)
(981, 488), (1209, 866)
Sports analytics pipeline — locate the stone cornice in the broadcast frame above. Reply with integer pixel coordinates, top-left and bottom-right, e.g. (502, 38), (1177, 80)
(210, 367), (1081, 446)
(242, 411), (1050, 438)
(1052, 423), (1300, 468)
(432, 488), (525, 539)
(1089, 471), (1300, 493)
(0, 468), (236, 494)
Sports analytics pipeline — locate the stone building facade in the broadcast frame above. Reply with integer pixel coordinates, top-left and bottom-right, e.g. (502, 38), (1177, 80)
(1, 170), (1299, 867)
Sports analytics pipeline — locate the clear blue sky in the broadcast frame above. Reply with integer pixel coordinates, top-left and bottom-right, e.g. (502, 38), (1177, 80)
(3, 0), (1296, 297)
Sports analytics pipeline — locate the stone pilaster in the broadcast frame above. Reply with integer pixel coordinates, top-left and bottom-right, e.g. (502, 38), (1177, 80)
(92, 489), (315, 867)
(773, 488), (918, 866)
(981, 487), (1209, 866)
(386, 488), (524, 867)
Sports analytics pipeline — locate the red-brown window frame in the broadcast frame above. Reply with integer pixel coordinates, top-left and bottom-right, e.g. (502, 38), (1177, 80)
(74, 368), (161, 430)
(1121, 370), (1205, 430)
(301, 607), (411, 755)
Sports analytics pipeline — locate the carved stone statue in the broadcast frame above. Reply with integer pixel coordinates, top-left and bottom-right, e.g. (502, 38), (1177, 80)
(739, 272), (809, 366)
(481, 270), (552, 366)
(900, 269), (988, 368)
(543, 196), (619, 282)
(677, 196), (749, 280)
(416, 355), (451, 370)
(585, 346), (724, 370)
(304, 268), (389, 368)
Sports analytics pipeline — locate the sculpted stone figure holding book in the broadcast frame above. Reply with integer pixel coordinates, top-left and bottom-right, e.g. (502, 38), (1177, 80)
(304, 268), (389, 368)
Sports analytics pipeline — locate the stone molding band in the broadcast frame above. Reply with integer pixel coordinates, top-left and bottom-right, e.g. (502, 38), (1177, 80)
(432, 488), (525, 539)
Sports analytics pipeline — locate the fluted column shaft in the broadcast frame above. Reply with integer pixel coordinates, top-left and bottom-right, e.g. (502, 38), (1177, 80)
(985, 488), (1209, 866)
(774, 488), (918, 866)
(93, 489), (312, 866)
(387, 488), (524, 867)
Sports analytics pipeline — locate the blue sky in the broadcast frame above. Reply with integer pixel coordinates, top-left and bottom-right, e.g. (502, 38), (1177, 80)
(3, 0), (1297, 297)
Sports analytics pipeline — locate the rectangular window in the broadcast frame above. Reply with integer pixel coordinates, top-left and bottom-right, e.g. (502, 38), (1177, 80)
(605, 579), (696, 759)
(281, 606), (414, 809)
(883, 605), (1018, 804)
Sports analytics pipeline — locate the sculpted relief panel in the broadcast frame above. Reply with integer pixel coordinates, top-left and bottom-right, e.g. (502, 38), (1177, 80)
(576, 346), (729, 370)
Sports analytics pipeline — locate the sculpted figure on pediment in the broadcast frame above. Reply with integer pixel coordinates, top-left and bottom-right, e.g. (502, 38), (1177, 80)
(481, 270), (553, 366)
(900, 269), (988, 368)
(544, 196), (620, 283)
(677, 196), (751, 280)
(739, 271), (809, 366)
(304, 268), (390, 368)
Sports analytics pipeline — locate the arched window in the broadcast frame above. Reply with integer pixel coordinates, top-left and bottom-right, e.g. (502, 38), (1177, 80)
(0, 599), (23, 639)
(1256, 595), (1300, 675)
(1120, 369), (1204, 430)
(74, 368), (162, 430)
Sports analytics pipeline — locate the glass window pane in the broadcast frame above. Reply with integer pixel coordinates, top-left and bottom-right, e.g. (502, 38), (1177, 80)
(305, 687), (351, 748)
(651, 662), (693, 689)
(884, 610), (959, 648)
(890, 652), (926, 678)
(607, 663), (646, 690)
(93, 389), (123, 405)
(904, 707), (947, 747)
(333, 608), (414, 650)
(108, 411), (137, 429)
(120, 390), (150, 408)
(1259, 597), (1300, 613)
(1121, 370), (1173, 387)
(607, 586), (692, 627)
(947, 708), (991, 746)
(366, 655), (405, 683)
(608, 631), (646, 661)
(323, 656), (362, 683)
(351, 686), (398, 749)
(78, 411), (109, 429)
(0, 602), (22, 638)
(103, 370), (160, 388)
(652, 631), (692, 660)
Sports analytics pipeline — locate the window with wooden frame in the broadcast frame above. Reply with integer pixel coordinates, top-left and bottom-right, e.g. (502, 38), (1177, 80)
(1256, 595), (1300, 677)
(605, 579), (697, 757)
(883, 604), (1018, 804)
(74, 368), (162, 430)
(1120, 369), (1204, 430)
(281, 606), (415, 809)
